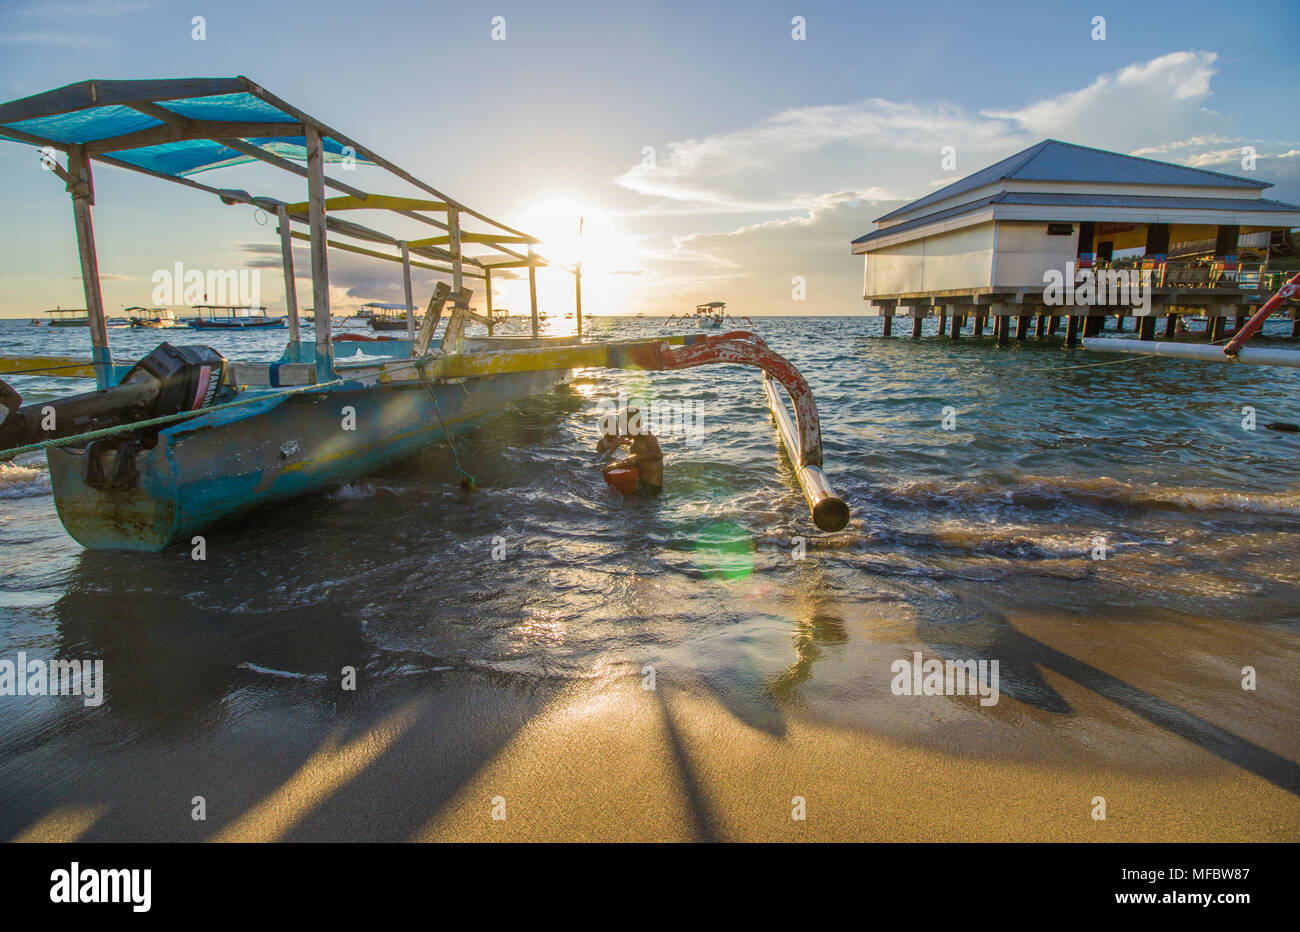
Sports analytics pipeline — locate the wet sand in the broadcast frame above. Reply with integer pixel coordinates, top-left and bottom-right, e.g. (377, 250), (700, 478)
(7, 608), (1298, 843)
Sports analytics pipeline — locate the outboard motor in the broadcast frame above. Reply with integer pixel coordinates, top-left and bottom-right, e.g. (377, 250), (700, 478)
(0, 343), (227, 464)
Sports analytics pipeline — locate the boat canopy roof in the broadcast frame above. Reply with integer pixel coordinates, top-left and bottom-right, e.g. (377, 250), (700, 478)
(0, 77), (363, 178)
(45, 308), (88, 315)
(359, 302), (409, 310)
(0, 77), (564, 278)
(696, 302), (726, 310)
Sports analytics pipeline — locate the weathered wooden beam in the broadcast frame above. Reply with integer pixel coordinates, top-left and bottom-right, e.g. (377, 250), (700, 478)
(67, 145), (111, 387)
(221, 137), (370, 202)
(528, 248), (540, 340)
(401, 241), (416, 341)
(285, 230), (480, 277)
(413, 282), (452, 357)
(85, 120), (302, 154)
(276, 204), (300, 344)
(247, 83), (541, 243)
(304, 125), (333, 368)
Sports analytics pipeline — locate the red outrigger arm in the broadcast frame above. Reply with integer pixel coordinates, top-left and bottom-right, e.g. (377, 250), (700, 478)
(651, 331), (823, 469)
(617, 330), (848, 532)
(1224, 271), (1300, 356)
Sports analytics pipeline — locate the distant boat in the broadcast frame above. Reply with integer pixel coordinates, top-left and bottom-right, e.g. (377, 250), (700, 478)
(45, 308), (89, 327)
(363, 302), (414, 331)
(126, 306), (184, 329)
(696, 301), (726, 328)
(188, 305), (286, 330)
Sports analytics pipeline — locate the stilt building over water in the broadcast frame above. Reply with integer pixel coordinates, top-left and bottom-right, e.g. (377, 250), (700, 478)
(852, 140), (1300, 344)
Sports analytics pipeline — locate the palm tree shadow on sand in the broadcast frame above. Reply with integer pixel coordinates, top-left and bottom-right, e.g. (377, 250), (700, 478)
(915, 606), (1300, 798)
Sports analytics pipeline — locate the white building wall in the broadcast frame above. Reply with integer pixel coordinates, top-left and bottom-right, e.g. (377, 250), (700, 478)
(862, 222), (995, 297)
(992, 221), (1078, 288)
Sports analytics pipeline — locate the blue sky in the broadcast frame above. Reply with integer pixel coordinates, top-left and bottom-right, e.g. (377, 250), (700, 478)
(1, 0), (1298, 317)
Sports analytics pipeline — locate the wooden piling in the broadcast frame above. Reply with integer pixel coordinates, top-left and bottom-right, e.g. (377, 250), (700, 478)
(949, 311), (961, 340)
(1165, 313), (1178, 337)
(1138, 316), (1156, 340)
(973, 313), (985, 337)
(1065, 314), (1080, 346)
(1048, 315), (1059, 335)
(882, 314), (892, 337)
(1015, 314), (1030, 340)
(911, 315), (922, 340)
(1035, 314), (1047, 337)
(997, 314), (1010, 348)
(1208, 316), (1225, 341)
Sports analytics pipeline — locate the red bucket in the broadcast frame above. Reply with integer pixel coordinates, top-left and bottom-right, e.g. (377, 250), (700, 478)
(602, 465), (638, 496)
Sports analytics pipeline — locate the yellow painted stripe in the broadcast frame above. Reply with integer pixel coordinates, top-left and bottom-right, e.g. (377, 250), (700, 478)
(282, 194), (449, 214)
(0, 355), (97, 378)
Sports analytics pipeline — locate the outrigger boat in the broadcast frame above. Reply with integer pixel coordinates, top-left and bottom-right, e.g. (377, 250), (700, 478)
(126, 306), (184, 329)
(190, 304), (286, 329)
(0, 77), (848, 551)
(363, 302), (414, 331)
(45, 308), (90, 327)
(665, 302), (753, 330)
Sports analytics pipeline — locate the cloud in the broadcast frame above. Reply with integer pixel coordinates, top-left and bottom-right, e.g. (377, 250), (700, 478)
(612, 49), (1300, 315)
(982, 51), (1221, 149)
(616, 50), (1240, 221)
(0, 32), (92, 47)
(614, 99), (1012, 213)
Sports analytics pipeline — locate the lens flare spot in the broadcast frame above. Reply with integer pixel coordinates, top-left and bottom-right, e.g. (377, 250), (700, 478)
(691, 522), (755, 581)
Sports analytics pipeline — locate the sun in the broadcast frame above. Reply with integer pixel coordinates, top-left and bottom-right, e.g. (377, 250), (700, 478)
(516, 198), (632, 274)
(502, 197), (645, 317)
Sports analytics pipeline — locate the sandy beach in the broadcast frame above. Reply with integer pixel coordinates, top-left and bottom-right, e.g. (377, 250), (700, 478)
(7, 600), (1297, 843)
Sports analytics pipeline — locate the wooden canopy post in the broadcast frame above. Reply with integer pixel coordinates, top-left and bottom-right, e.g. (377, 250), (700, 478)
(528, 247), (539, 340)
(304, 125), (332, 375)
(575, 262), (583, 337)
(276, 203), (300, 347)
(66, 145), (111, 388)
(448, 207), (463, 307)
(485, 267), (494, 335)
(399, 241), (416, 341)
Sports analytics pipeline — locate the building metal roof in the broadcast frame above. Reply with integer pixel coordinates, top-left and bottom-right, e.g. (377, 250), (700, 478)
(852, 191), (1300, 248)
(873, 139), (1271, 224)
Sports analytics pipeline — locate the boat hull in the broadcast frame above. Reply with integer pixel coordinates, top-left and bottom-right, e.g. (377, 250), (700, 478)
(369, 318), (409, 331)
(46, 367), (569, 551)
(190, 319), (286, 329)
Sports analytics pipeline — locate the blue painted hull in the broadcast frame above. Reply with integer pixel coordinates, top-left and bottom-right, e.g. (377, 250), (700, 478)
(45, 368), (569, 551)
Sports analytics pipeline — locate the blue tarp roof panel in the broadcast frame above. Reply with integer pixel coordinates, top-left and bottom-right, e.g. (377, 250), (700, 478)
(106, 135), (363, 177)
(3, 105), (162, 145)
(154, 92), (297, 124)
(0, 76), (374, 178)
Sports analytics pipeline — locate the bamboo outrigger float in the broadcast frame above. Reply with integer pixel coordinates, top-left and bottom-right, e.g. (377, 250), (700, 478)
(0, 77), (849, 550)
(1085, 272), (1300, 367)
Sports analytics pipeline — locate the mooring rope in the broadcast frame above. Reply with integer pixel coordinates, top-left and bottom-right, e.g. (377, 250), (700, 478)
(422, 380), (476, 490)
